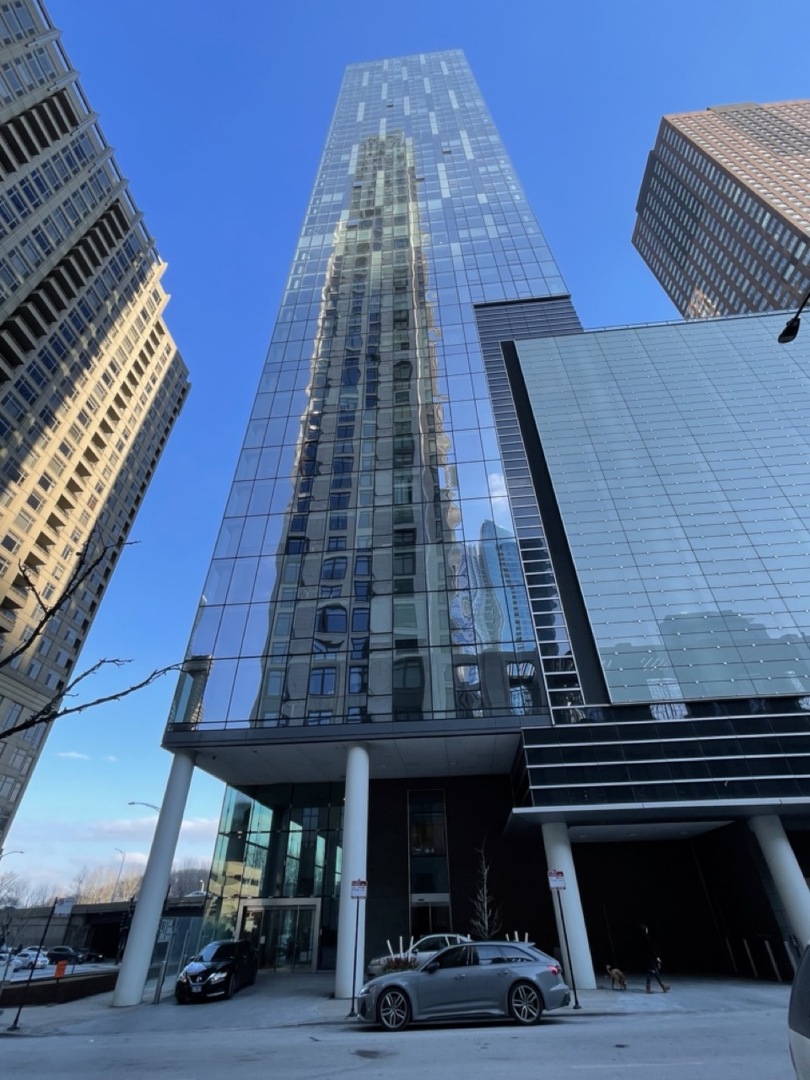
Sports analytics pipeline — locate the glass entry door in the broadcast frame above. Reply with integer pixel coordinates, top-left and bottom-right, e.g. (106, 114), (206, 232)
(240, 899), (320, 972)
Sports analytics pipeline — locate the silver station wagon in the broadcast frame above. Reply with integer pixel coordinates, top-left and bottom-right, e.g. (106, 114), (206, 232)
(357, 940), (570, 1031)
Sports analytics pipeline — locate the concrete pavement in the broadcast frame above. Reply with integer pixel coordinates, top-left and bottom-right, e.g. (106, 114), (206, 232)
(0, 970), (792, 1039)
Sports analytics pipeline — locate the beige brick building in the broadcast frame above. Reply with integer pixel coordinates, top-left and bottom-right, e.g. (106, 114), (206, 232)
(0, 0), (189, 845)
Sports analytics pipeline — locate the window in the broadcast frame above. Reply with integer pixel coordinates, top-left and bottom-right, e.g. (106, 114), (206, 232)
(393, 474), (413, 505)
(394, 551), (416, 575)
(1, 532), (21, 554)
(327, 537), (346, 551)
(309, 668), (336, 695)
(322, 557), (347, 580)
(354, 555), (371, 576)
(351, 609), (369, 632)
(394, 657), (424, 689)
(351, 637), (369, 659)
(306, 710), (333, 725)
(317, 605), (347, 633)
(14, 509), (34, 533)
(348, 666), (367, 694)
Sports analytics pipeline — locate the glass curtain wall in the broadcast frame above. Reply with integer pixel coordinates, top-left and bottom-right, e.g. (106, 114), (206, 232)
(170, 50), (574, 736)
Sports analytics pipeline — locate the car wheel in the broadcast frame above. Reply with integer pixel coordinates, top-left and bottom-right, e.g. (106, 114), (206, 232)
(508, 981), (543, 1025)
(223, 976), (234, 1000)
(175, 994), (187, 1005)
(378, 988), (410, 1031)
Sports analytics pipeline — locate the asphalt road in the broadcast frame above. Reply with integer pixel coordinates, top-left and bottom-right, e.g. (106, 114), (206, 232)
(0, 979), (796, 1080)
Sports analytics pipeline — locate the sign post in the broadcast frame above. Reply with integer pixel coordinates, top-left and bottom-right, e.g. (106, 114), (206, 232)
(8, 896), (75, 1030)
(347, 879), (367, 1018)
(547, 871), (580, 1010)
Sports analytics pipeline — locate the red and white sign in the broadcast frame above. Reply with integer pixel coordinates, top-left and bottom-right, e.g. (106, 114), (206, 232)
(547, 870), (566, 891)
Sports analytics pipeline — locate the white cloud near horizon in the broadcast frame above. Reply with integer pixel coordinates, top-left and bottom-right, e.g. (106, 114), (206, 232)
(56, 751), (90, 760)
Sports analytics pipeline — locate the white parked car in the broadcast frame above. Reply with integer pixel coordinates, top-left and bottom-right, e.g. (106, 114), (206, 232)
(14, 947), (48, 969)
(367, 933), (471, 978)
(0, 948), (18, 971)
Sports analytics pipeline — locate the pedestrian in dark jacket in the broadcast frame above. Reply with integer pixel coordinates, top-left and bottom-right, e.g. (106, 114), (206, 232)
(640, 923), (670, 993)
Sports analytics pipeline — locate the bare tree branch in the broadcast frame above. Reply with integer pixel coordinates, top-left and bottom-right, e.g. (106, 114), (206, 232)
(0, 529), (135, 672)
(469, 842), (504, 941)
(0, 659), (184, 742)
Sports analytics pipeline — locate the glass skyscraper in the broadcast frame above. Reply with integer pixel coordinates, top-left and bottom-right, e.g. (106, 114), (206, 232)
(117, 53), (810, 1006)
(173, 50), (572, 735)
(154, 49), (589, 994)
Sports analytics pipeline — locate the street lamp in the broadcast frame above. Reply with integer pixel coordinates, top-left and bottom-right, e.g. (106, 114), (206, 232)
(778, 284), (810, 344)
(112, 848), (126, 901)
(128, 801), (160, 812)
(0, 850), (23, 861)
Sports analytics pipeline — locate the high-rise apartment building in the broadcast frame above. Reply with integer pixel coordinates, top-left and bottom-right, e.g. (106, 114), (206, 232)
(633, 101), (810, 317)
(0, 1), (189, 845)
(115, 54), (810, 1006)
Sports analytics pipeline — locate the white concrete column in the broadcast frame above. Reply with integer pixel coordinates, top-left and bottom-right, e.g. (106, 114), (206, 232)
(335, 743), (369, 1000)
(750, 814), (810, 947)
(541, 821), (596, 990)
(112, 751), (195, 1006)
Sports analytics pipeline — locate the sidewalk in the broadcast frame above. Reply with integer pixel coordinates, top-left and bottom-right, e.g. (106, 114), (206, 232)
(0, 972), (791, 1039)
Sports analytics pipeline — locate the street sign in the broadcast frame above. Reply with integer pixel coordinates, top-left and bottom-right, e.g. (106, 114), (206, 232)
(53, 897), (76, 918)
(547, 870), (566, 891)
(351, 879), (368, 899)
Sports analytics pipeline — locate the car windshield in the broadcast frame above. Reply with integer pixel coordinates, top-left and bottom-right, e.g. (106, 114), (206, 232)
(197, 942), (237, 962)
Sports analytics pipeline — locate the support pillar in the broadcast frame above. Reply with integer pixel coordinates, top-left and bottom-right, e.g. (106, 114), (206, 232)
(112, 751), (195, 1006)
(750, 814), (810, 947)
(541, 821), (596, 990)
(335, 743), (369, 1000)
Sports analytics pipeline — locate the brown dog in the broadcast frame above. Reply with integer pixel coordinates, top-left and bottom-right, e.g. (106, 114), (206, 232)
(606, 964), (627, 990)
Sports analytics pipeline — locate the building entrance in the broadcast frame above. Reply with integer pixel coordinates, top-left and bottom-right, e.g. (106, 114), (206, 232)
(410, 899), (451, 939)
(239, 899), (320, 972)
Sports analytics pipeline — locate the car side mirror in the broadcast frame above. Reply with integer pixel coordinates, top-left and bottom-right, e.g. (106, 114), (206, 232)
(425, 961), (439, 973)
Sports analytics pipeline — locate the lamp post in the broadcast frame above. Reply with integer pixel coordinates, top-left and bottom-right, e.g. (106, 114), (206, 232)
(778, 284), (810, 344)
(0, 850), (23, 861)
(128, 801), (160, 812)
(112, 848), (126, 901)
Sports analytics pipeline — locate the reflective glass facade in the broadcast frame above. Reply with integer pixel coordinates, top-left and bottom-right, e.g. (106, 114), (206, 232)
(517, 314), (810, 705)
(169, 50), (570, 734)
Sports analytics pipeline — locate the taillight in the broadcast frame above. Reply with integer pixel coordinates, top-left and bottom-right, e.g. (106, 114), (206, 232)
(547, 965), (561, 976)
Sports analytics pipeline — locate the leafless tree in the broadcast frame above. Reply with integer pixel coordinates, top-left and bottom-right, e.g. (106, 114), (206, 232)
(0, 532), (185, 743)
(0, 872), (56, 909)
(69, 865), (144, 904)
(0, 869), (24, 906)
(169, 859), (210, 898)
(469, 843), (503, 941)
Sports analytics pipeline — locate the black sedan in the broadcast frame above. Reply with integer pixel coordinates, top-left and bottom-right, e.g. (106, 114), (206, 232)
(78, 948), (105, 963)
(175, 939), (258, 1003)
(46, 946), (82, 966)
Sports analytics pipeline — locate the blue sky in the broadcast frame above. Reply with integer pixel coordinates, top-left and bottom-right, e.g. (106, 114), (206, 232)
(5, 0), (807, 890)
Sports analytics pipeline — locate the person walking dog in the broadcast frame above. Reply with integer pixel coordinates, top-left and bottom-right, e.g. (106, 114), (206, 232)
(640, 923), (670, 993)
